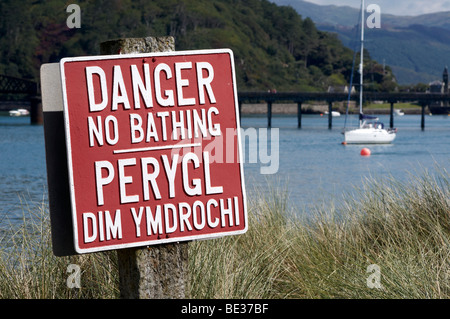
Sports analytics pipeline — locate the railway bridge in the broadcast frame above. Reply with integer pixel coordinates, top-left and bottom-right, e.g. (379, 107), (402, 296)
(0, 74), (41, 124)
(238, 91), (450, 129)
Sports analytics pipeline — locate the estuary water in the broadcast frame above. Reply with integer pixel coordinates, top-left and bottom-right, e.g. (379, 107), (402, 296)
(0, 114), (48, 223)
(241, 113), (450, 212)
(0, 112), (449, 222)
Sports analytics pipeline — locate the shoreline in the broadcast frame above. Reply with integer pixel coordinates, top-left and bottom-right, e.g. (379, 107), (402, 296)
(240, 103), (425, 115)
(0, 101), (428, 115)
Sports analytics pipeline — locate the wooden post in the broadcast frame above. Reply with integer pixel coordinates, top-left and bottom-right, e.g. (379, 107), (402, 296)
(297, 102), (302, 128)
(100, 36), (188, 299)
(116, 242), (188, 299)
(267, 101), (272, 127)
(390, 101), (394, 128)
(328, 101), (333, 129)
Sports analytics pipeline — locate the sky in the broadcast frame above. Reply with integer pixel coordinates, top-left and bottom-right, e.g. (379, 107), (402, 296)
(301, 0), (450, 16)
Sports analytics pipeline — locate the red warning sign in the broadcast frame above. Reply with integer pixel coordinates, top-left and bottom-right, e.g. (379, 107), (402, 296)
(60, 49), (247, 253)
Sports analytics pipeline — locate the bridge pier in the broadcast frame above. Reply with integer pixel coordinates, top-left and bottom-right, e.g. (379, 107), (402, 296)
(30, 96), (43, 124)
(390, 102), (394, 128)
(267, 101), (272, 127)
(297, 102), (302, 128)
(328, 101), (333, 129)
(421, 103), (426, 130)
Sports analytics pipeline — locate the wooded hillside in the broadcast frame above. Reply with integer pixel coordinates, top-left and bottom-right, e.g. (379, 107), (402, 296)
(0, 0), (395, 92)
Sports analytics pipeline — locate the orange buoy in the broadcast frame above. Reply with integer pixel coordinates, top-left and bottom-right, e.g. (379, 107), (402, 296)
(360, 148), (371, 156)
(341, 141), (347, 145)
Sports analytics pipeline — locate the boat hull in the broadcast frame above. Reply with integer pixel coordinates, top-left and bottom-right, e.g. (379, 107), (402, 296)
(9, 108), (30, 117)
(344, 128), (396, 144)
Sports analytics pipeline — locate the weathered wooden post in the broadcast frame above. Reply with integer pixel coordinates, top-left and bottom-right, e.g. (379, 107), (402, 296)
(297, 101), (302, 128)
(100, 36), (188, 299)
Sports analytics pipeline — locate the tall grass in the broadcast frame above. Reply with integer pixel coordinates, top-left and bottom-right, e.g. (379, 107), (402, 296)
(0, 200), (119, 298)
(0, 169), (448, 298)
(190, 169), (450, 299)
(189, 186), (293, 298)
(280, 169), (450, 298)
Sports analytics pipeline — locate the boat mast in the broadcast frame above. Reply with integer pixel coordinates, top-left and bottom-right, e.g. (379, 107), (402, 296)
(359, 0), (364, 127)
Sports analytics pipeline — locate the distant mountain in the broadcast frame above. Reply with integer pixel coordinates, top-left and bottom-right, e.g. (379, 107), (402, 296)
(274, 0), (450, 85)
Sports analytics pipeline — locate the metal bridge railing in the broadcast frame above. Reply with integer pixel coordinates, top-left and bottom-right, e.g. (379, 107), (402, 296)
(0, 74), (38, 95)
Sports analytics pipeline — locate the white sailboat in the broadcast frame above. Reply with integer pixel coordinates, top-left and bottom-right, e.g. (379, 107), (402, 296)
(343, 0), (396, 144)
(394, 109), (404, 116)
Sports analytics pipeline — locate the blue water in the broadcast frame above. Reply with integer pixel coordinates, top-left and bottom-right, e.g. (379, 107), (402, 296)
(0, 114), (47, 222)
(241, 113), (450, 212)
(0, 112), (449, 221)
